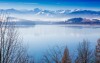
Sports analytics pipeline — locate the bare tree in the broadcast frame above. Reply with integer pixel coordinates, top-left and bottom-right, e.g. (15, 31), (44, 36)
(75, 40), (93, 63)
(42, 46), (64, 63)
(62, 47), (71, 63)
(42, 45), (72, 63)
(0, 11), (29, 63)
(95, 39), (100, 63)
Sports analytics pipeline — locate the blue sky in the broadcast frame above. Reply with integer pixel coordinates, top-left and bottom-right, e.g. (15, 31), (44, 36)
(0, 0), (100, 10)
(0, 0), (100, 2)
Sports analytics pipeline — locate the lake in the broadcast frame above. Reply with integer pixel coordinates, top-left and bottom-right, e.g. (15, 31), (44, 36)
(17, 25), (100, 61)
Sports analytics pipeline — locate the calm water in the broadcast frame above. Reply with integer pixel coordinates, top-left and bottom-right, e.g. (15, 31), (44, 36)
(17, 25), (100, 60)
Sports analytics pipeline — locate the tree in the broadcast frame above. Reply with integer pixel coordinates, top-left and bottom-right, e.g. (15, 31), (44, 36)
(95, 39), (100, 63)
(0, 11), (29, 63)
(62, 47), (71, 63)
(75, 40), (93, 63)
(42, 46), (64, 63)
(42, 46), (72, 63)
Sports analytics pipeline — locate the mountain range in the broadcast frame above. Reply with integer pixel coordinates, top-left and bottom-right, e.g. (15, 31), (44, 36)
(1, 8), (100, 25)
(0, 8), (100, 21)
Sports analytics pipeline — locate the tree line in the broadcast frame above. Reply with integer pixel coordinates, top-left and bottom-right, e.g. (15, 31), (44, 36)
(41, 39), (100, 63)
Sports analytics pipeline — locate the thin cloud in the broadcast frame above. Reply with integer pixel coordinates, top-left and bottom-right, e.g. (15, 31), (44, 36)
(0, 2), (39, 5)
(22, 3), (39, 5)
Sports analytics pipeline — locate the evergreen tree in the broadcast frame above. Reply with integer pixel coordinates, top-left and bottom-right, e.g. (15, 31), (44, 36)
(62, 47), (71, 63)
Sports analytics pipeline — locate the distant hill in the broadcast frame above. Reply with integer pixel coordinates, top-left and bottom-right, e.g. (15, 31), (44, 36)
(6, 17), (100, 25)
(66, 18), (100, 24)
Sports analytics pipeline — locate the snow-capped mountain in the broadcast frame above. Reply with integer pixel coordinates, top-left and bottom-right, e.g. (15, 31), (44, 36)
(0, 8), (100, 21)
(1, 8), (100, 16)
